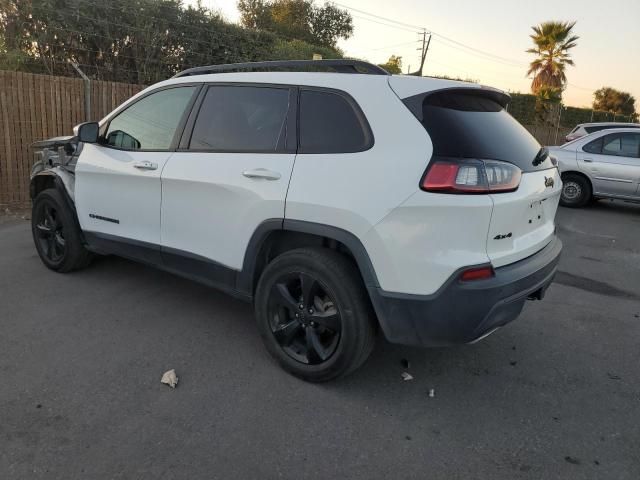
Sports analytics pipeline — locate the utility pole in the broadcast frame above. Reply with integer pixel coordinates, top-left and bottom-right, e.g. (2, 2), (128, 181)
(410, 29), (431, 76)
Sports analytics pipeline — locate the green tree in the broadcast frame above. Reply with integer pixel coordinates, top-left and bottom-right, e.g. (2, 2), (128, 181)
(378, 55), (402, 74)
(268, 38), (342, 60)
(237, 0), (353, 48)
(592, 87), (637, 116)
(526, 21), (579, 96)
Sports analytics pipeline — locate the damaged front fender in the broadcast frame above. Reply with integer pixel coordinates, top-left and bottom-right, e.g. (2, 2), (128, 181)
(30, 136), (81, 203)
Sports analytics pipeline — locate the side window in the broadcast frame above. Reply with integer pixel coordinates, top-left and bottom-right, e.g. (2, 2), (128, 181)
(189, 85), (290, 152)
(583, 137), (603, 154)
(299, 89), (372, 154)
(105, 86), (197, 150)
(602, 133), (640, 158)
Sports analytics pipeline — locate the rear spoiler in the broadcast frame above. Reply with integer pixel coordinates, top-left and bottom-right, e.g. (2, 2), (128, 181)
(401, 87), (511, 123)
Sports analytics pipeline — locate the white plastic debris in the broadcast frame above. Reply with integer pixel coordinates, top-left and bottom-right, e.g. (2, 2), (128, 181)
(428, 388), (435, 398)
(161, 369), (179, 388)
(401, 372), (413, 381)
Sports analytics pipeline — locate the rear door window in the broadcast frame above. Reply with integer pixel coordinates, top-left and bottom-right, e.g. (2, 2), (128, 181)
(407, 90), (553, 171)
(298, 89), (372, 154)
(583, 137), (604, 154)
(189, 85), (290, 152)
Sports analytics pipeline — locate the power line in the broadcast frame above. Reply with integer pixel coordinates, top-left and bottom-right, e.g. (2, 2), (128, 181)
(349, 14), (422, 34)
(333, 2), (424, 31)
(336, 2), (524, 66)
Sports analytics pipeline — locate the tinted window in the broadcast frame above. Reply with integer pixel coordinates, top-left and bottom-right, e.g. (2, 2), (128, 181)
(105, 87), (196, 150)
(414, 91), (553, 172)
(602, 133), (640, 157)
(583, 137), (603, 154)
(585, 126), (605, 133)
(299, 90), (371, 154)
(189, 86), (289, 151)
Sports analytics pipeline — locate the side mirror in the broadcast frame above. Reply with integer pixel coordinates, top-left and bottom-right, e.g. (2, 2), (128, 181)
(76, 122), (100, 144)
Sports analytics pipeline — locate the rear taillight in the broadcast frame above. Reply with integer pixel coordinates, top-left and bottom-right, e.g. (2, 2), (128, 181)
(421, 159), (521, 194)
(460, 265), (494, 281)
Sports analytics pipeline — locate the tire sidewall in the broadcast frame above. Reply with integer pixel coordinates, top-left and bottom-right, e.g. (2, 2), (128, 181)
(255, 251), (363, 381)
(31, 189), (83, 271)
(560, 174), (591, 207)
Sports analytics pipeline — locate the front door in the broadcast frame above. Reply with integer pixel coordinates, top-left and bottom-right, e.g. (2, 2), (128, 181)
(160, 84), (296, 286)
(75, 85), (199, 261)
(579, 132), (640, 198)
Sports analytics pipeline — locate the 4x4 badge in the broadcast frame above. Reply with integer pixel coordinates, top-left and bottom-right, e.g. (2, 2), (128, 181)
(544, 176), (554, 188)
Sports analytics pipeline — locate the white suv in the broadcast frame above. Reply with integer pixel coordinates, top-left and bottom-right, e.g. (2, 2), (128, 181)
(30, 60), (562, 381)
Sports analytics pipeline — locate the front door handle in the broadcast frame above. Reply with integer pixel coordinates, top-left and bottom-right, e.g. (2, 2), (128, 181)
(134, 161), (158, 170)
(242, 168), (281, 180)
(582, 158), (593, 163)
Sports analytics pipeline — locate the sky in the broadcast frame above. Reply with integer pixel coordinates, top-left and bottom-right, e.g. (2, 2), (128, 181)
(193, 0), (639, 109)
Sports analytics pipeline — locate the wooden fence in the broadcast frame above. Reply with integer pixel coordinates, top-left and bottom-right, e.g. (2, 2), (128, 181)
(0, 70), (570, 208)
(0, 70), (144, 207)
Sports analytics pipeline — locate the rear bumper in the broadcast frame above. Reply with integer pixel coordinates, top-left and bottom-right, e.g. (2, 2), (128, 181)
(368, 236), (562, 347)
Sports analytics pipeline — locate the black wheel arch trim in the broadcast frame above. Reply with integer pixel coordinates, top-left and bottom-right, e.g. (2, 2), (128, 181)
(239, 219), (381, 295)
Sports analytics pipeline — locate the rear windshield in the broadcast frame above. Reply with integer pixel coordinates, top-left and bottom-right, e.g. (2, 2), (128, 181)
(585, 125), (640, 133)
(406, 91), (554, 172)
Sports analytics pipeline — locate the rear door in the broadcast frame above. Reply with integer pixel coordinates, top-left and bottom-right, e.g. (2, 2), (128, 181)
(579, 132), (640, 197)
(160, 83), (296, 277)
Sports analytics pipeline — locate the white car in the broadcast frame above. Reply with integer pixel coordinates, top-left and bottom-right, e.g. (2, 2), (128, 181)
(549, 127), (640, 207)
(29, 60), (562, 381)
(564, 122), (640, 143)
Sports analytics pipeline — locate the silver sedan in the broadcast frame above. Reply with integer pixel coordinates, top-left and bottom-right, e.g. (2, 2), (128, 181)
(548, 128), (640, 207)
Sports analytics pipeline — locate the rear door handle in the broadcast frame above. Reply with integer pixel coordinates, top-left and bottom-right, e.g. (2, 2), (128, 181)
(134, 161), (158, 170)
(242, 168), (281, 180)
(582, 158), (593, 163)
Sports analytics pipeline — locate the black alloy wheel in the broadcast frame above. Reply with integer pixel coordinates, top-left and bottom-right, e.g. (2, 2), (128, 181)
(31, 188), (92, 272)
(268, 272), (342, 365)
(254, 248), (377, 382)
(34, 201), (67, 266)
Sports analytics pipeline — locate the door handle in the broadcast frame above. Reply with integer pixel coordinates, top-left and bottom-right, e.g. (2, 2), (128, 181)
(582, 158), (593, 163)
(133, 161), (158, 170)
(242, 168), (281, 180)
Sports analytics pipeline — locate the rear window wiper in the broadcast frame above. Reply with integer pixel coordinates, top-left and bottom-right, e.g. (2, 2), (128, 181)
(532, 147), (549, 166)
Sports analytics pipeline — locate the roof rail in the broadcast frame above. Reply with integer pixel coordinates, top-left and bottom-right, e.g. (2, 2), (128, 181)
(173, 59), (390, 78)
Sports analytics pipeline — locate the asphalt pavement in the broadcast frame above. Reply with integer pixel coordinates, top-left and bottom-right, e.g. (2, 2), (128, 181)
(1, 200), (639, 479)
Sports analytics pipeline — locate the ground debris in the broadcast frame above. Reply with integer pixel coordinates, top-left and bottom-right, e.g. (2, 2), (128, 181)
(401, 372), (413, 381)
(428, 388), (435, 398)
(607, 372), (621, 380)
(161, 369), (179, 388)
(564, 456), (580, 465)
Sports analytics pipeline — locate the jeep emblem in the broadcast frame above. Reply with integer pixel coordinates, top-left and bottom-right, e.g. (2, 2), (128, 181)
(544, 176), (554, 188)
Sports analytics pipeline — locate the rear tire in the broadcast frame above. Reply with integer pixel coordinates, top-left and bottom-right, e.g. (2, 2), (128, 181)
(254, 248), (376, 382)
(560, 173), (591, 208)
(31, 188), (92, 272)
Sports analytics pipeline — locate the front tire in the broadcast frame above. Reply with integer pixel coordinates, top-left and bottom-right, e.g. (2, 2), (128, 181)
(31, 188), (92, 272)
(254, 248), (376, 382)
(560, 173), (592, 208)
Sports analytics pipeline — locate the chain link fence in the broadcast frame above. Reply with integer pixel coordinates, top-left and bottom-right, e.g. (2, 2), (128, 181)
(507, 93), (638, 146)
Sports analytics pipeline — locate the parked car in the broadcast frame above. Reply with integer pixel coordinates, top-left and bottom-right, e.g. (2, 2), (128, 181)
(29, 59), (562, 382)
(565, 122), (640, 143)
(549, 128), (640, 207)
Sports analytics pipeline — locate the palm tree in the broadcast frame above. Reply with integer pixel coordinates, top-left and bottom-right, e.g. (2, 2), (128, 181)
(526, 21), (579, 95)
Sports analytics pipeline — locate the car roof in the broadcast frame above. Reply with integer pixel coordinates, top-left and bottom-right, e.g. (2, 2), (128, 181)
(150, 71), (497, 99)
(577, 122), (640, 127)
